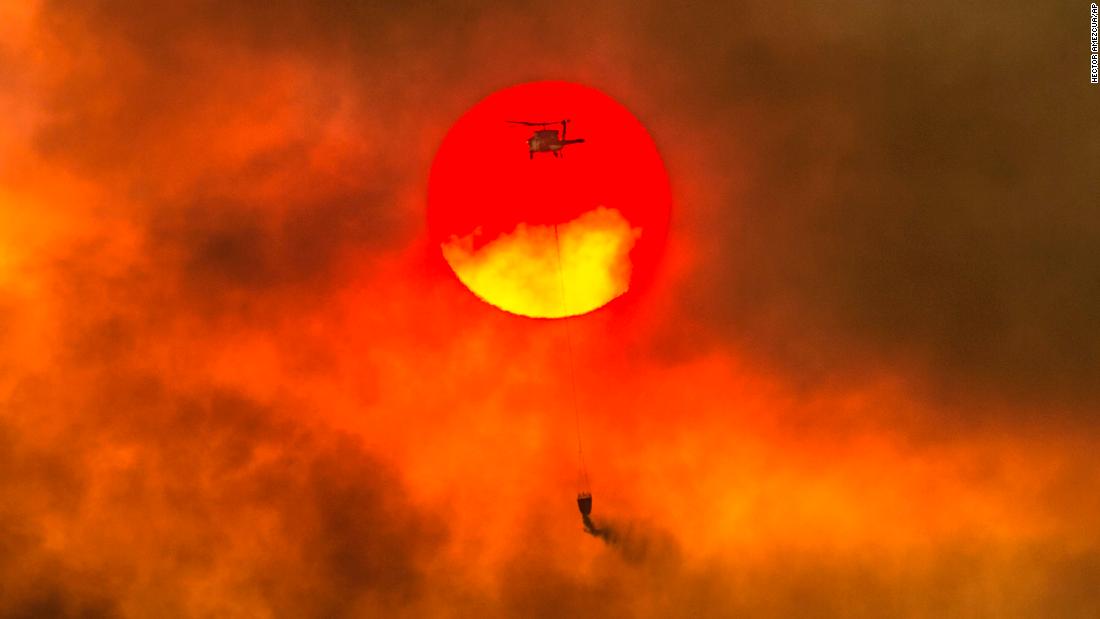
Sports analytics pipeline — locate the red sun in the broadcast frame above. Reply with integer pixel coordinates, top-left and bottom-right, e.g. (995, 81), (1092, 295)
(428, 81), (671, 318)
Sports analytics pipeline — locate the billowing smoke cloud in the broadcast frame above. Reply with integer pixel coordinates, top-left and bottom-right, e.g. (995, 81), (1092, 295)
(635, 2), (1100, 416)
(2, 0), (1099, 617)
(0, 369), (447, 616)
(442, 206), (640, 317)
(581, 512), (679, 567)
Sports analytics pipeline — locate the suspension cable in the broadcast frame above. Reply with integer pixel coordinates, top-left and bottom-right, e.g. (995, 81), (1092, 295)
(552, 224), (590, 492)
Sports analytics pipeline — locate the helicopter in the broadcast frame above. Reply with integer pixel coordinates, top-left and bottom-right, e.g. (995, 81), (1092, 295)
(507, 119), (586, 159)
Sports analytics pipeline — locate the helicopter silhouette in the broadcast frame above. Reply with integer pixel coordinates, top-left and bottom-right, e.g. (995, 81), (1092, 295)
(507, 119), (586, 159)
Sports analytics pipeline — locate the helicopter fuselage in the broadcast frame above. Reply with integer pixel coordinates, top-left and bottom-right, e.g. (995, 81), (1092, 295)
(527, 130), (585, 158)
(510, 120), (586, 158)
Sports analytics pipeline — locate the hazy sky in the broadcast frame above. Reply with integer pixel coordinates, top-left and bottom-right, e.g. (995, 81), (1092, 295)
(1, 1), (1098, 617)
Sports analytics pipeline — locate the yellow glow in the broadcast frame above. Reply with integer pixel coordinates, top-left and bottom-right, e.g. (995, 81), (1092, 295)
(441, 206), (641, 318)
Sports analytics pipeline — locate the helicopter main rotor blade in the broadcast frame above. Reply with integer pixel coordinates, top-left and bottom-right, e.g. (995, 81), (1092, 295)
(507, 120), (558, 126)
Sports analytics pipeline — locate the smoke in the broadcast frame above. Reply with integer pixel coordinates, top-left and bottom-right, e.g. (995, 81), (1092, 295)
(441, 206), (641, 318)
(3, 0), (1100, 616)
(581, 513), (611, 543)
(638, 1), (1100, 416)
(581, 510), (680, 566)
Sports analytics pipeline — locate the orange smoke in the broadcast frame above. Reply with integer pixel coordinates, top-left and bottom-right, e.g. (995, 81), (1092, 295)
(441, 206), (641, 318)
(2, 2), (1099, 617)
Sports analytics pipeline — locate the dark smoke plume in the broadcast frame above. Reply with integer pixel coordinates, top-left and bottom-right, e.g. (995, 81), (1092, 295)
(581, 512), (679, 566)
(582, 513), (610, 542)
